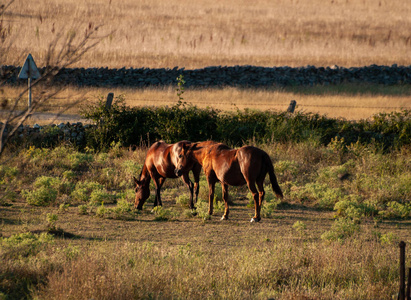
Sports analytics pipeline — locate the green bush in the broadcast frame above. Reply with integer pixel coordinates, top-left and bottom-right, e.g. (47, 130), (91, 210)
(290, 182), (345, 209)
(89, 189), (117, 206)
(261, 201), (279, 218)
(152, 206), (178, 221)
(334, 196), (378, 222)
(0, 232), (54, 259)
(292, 221), (307, 234)
(71, 181), (105, 204)
(321, 218), (360, 242)
(110, 199), (136, 220)
(80, 96), (411, 151)
(0, 165), (19, 185)
(22, 176), (65, 206)
(378, 201), (411, 219)
(96, 203), (108, 218)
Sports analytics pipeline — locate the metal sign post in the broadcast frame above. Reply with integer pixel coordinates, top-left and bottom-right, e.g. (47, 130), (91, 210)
(18, 54), (41, 108)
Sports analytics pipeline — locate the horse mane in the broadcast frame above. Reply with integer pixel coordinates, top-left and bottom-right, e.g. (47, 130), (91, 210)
(215, 143), (231, 151)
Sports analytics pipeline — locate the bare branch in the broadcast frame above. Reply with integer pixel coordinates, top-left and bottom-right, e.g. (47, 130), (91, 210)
(0, 2), (113, 156)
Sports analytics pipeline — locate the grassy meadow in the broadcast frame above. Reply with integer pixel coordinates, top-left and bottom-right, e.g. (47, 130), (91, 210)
(1, 1), (411, 299)
(1, 140), (411, 299)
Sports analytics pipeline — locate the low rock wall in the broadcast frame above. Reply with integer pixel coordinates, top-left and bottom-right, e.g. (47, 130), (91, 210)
(1, 64), (410, 88)
(2, 122), (89, 146)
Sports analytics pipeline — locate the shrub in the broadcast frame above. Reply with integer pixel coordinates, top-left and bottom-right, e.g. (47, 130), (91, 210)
(22, 176), (63, 206)
(334, 196), (378, 222)
(290, 182), (344, 209)
(110, 199), (136, 220)
(71, 181), (105, 204)
(95, 203), (107, 218)
(68, 152), (94, 169)
(261, 201), (279, 218)
(292, 221), (307, 234)
(378, 201), (411, 219)
(321, 218), (360, 242)
(379, 232), (399, 245)
(78, 204), (89, 215)
(152, 206), (178, 221)
(195, 199), (212, 221)
(176, 194), (190, 207)
(0, 232), (54, 259)
(0, 165), (19, 185)
(89, 189), (117, 206)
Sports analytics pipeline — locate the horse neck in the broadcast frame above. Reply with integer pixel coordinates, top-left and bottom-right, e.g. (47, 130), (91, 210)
(139, 163), (151, 183)
(190, 146), (208, 165)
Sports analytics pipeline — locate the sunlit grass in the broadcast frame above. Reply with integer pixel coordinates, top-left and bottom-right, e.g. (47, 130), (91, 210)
(2, 0), (410, 68)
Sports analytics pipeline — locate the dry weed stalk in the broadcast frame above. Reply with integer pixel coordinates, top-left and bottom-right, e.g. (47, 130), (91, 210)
(0, 1), (112, 156)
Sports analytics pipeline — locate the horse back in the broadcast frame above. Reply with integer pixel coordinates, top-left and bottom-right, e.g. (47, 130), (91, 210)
(145, 141), (178, 178)
(237, 146), (269, 180)
(205, 144), (246, 186)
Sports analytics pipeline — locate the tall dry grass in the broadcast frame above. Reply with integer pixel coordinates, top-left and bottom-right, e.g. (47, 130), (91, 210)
(32, 236), (399, 299)
(2, 0), (410, 69)
(2, 84), (410, 122)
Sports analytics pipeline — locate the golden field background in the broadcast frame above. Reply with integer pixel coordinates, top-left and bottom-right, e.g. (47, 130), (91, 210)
(3, 0), (411, 68)
(1, 0), (411, 120)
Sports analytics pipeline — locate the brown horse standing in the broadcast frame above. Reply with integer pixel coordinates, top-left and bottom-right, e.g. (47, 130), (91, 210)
(134, 140), (216, 210)
(175, 143), (283, 222)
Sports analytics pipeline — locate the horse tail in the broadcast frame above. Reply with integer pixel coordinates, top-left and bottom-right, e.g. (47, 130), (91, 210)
(264, 153), (284, 199)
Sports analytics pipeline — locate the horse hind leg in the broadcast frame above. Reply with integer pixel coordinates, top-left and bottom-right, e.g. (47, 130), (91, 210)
(221, 184), (229, 220)
(256, 180), (265, 207)
(248, 182), (261, 222)
(208, 180), (216, 216)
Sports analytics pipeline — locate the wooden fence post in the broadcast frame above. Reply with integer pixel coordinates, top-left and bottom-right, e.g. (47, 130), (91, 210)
(287, 100), (296, 113)
(407, 267), (411, 300)
(399, 241), (406, 300)
(105, 93), (114, 111)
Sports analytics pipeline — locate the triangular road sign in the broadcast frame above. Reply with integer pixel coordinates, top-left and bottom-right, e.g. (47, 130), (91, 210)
(18, 53), (41, 79)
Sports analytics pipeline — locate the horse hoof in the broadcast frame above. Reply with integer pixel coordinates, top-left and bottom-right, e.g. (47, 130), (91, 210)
(250, 217), (261, 223)
(221, 216), (228, 221)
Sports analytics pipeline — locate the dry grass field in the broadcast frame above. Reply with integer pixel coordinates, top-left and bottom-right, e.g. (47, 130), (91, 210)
(2, 0), (411, 68)
(2, 84), (411, 123)
(1, 0), (411, 120)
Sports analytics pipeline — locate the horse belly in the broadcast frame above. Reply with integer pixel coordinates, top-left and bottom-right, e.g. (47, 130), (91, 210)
(218, 165), (246, 186)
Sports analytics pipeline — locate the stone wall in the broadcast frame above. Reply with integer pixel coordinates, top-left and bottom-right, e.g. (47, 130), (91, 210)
(1, 64), (410, 88)
(2, 122), (89, 146)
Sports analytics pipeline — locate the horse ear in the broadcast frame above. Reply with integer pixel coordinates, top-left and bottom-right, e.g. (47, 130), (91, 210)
(182, 142), (191, 152)
(189, 143), (199, 152)
(133, 176), (141, 185)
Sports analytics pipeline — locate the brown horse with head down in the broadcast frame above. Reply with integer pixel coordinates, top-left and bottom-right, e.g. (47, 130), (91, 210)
(175, 142), (283, 222)
(134, 140), (216, 210)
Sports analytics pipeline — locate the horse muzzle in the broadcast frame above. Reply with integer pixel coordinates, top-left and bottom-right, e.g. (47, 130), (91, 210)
(175, 168), (183, 177)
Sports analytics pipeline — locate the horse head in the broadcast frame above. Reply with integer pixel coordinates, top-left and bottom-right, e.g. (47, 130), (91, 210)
(133, 175), (150, 210)
(174, 142), (198, 177)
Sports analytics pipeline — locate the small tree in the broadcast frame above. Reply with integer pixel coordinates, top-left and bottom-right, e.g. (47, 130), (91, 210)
(0, 1), (111, 156)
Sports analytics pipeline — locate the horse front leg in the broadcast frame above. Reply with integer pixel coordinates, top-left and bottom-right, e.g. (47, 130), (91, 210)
(181, 173), (195, 209)
(192, 164), (201, 207)
(221, 184), (229, 220)
(153, 177), (165, 207)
